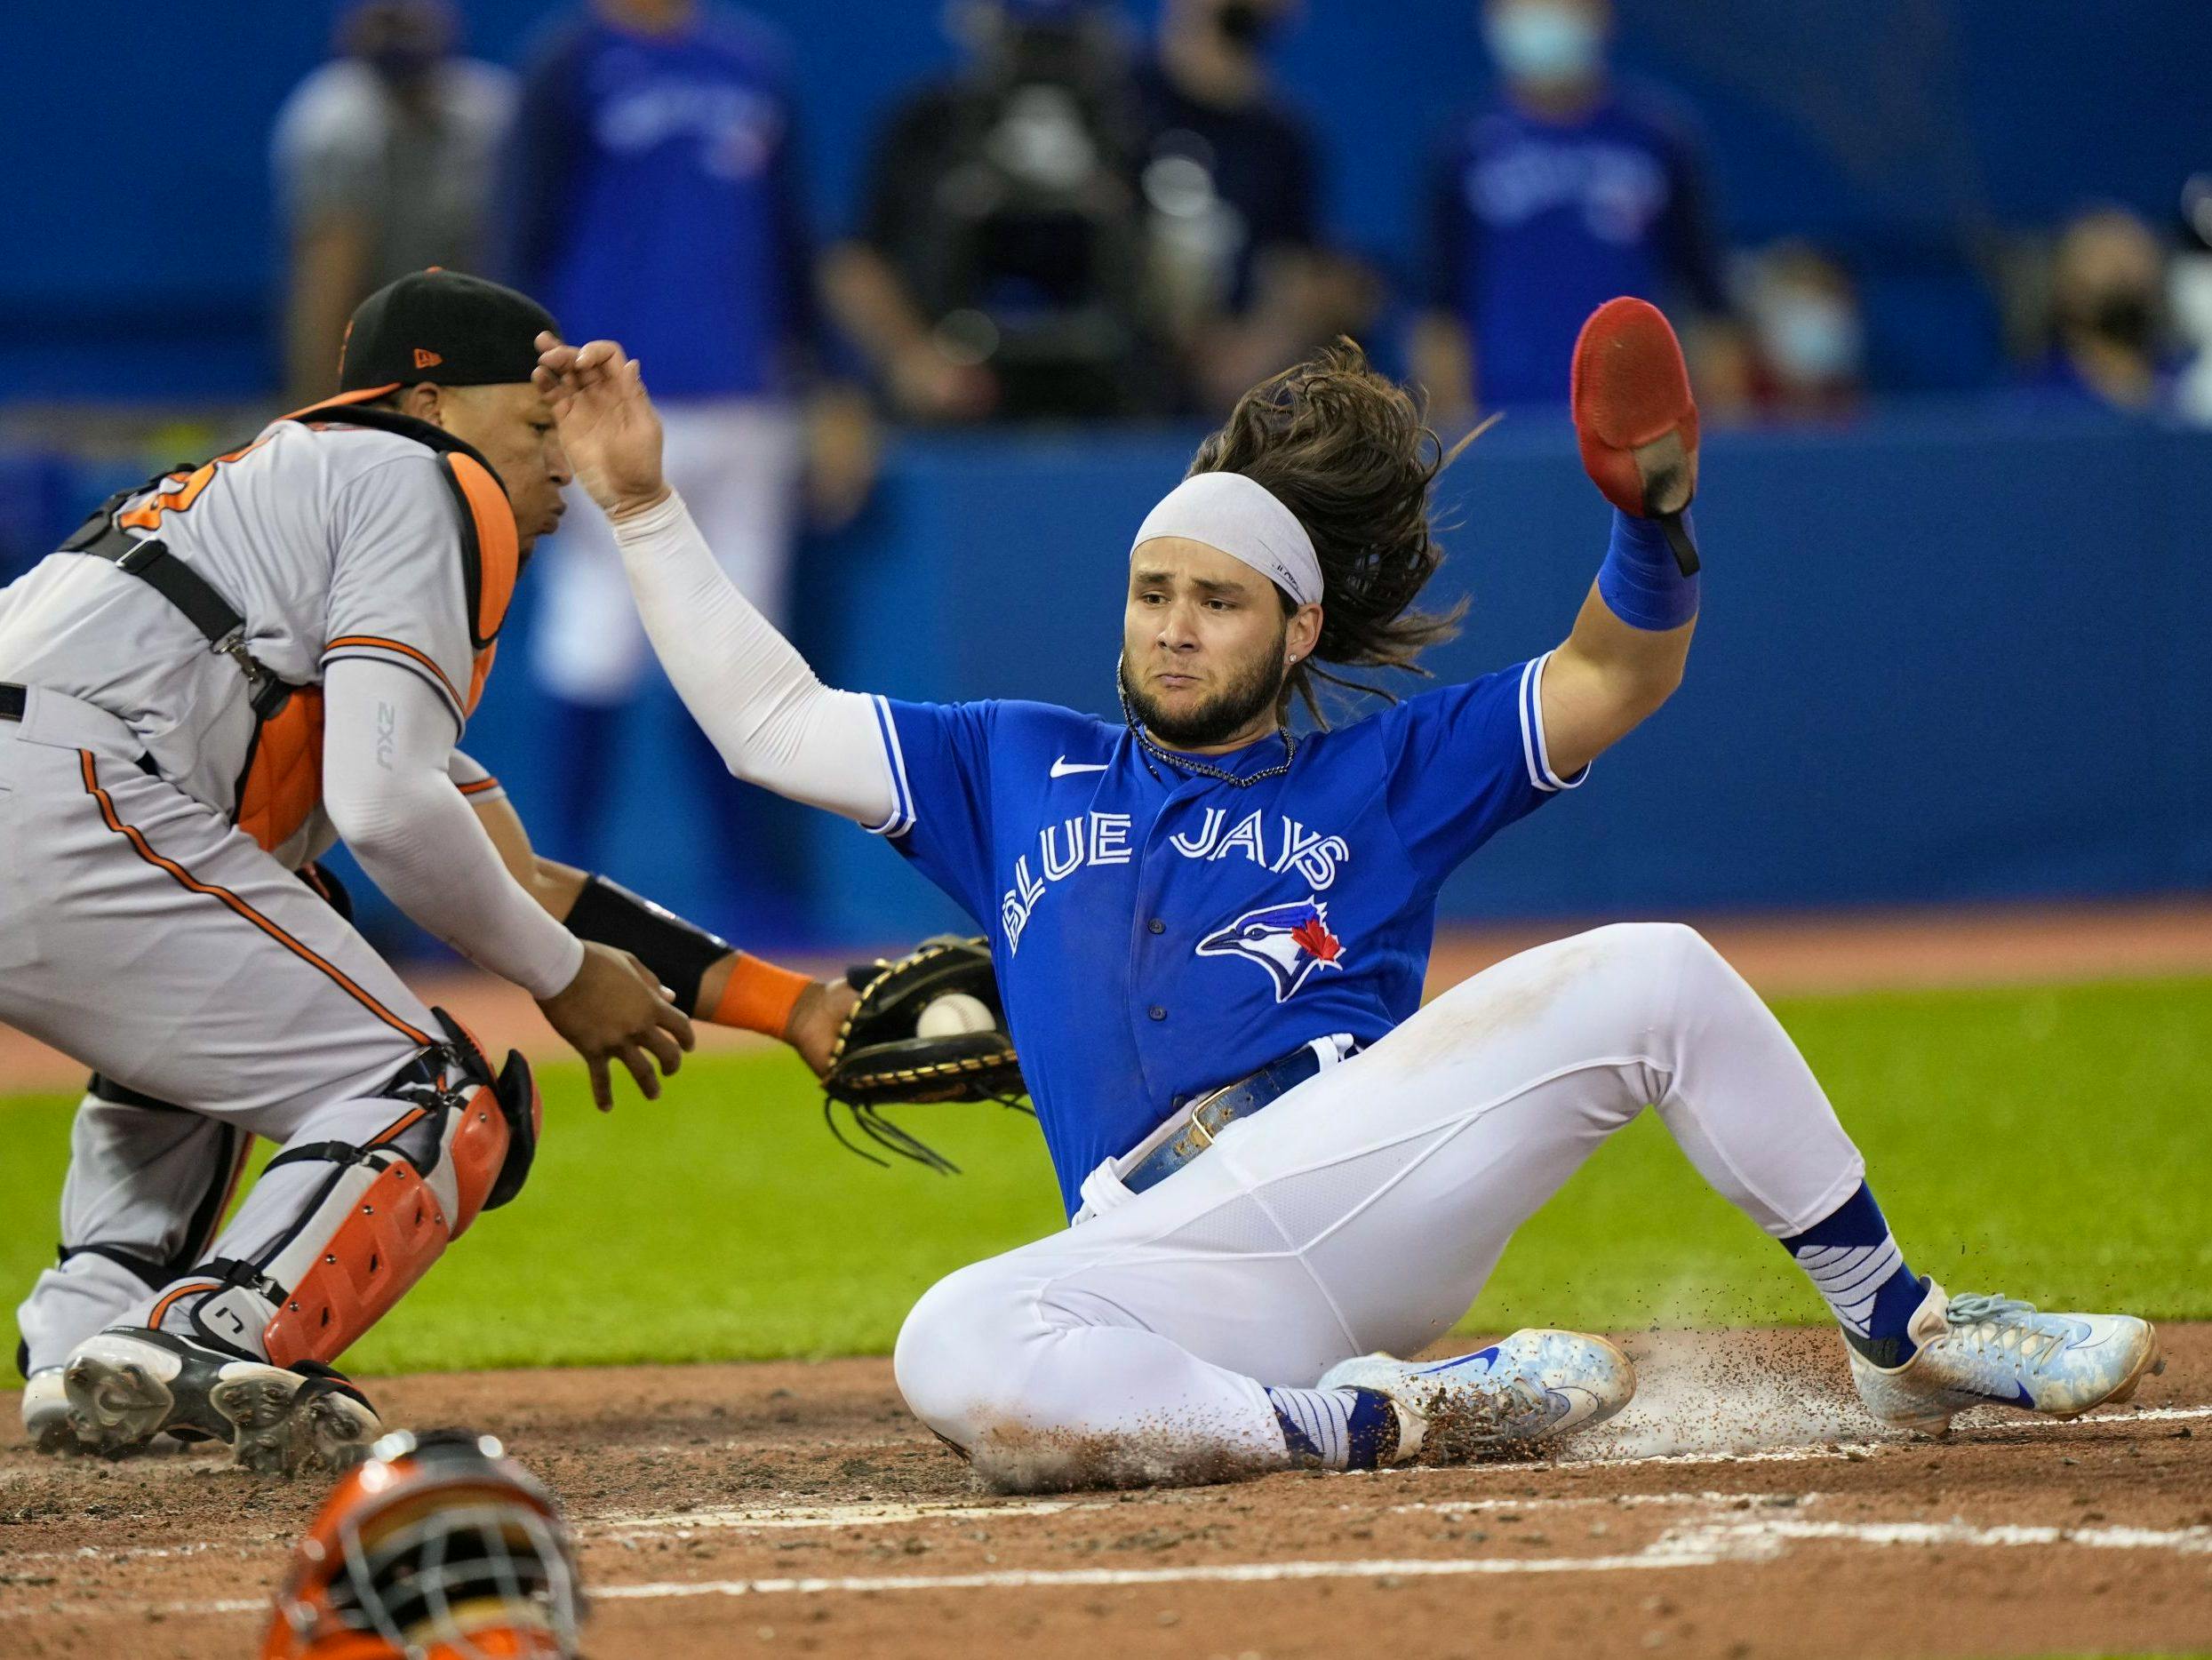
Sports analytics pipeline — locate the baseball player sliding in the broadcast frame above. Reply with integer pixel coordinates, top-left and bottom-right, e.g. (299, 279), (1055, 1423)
(2, 271), (851, 1472)
(559, 311), (2160, 1489)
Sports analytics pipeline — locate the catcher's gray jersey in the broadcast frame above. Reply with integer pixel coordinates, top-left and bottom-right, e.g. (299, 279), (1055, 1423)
(0, 417), (484, 866)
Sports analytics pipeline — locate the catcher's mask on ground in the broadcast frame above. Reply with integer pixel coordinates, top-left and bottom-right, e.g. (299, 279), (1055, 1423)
(263, 1428), (583, 1660)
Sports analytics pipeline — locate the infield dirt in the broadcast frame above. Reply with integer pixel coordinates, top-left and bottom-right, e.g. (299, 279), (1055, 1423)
(4, 1326), (2208, 1660)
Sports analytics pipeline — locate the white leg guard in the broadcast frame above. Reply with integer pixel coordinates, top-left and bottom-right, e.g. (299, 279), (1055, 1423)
(16, 1076), (250, 1377)
(895, 924), (1870, 1491)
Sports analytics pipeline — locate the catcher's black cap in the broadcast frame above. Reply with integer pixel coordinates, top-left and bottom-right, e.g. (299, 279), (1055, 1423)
(338, 267), (558, 394)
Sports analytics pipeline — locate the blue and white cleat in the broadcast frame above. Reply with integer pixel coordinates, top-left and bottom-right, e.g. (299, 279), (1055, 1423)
(1320, 1329), (1635, 1463)
(1849, 1281), (2163, 1436)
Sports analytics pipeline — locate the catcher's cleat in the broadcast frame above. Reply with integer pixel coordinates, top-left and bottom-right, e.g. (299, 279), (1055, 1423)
(1570, 295), (1702, 573)
(1321, 1329), (1635, 1464)
(1848, 1280), (2163, 1436)
(62, 1327), (382, 1476)
(21, 1367), (78, 1455)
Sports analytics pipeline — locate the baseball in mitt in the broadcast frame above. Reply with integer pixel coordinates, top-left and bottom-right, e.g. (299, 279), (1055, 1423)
(820, 936), (1028, 1173)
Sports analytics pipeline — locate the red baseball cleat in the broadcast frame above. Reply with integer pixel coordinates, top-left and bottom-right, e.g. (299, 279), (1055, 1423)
(1570, 297), (1702, 572)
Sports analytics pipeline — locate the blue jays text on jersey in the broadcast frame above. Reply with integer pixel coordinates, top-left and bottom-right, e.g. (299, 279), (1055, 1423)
(868, 654), (1586, 1214)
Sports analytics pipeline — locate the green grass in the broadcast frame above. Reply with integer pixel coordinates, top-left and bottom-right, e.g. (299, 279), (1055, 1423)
(4, 977), (2208, 1377)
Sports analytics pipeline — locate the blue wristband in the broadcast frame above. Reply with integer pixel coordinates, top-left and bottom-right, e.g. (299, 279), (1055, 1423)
(1595, 508), (1701, 631)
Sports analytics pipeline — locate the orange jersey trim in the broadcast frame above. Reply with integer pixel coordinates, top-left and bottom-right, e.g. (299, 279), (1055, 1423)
(78, 751), (435, 1049)
(323, 635), (466, 711)
(276, 384), (403, 422)
(456, 776), (502, 798)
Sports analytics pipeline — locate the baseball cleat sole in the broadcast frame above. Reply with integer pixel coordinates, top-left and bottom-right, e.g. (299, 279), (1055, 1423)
(62, 1329), (381, 1476)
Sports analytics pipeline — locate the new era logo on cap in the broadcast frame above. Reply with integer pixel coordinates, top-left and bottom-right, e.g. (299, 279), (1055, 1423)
(413, 348), (444, 369)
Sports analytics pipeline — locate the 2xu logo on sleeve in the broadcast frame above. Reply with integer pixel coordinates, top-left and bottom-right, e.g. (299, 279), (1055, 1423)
(999, 802), (1352, 964)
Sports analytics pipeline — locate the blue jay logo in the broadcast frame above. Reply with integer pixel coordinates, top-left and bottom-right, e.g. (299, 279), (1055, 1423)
(1196, 897), (1347, 1002)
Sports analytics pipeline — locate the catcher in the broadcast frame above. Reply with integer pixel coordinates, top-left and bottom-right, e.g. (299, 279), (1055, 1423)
(1, 268), (866, 1472)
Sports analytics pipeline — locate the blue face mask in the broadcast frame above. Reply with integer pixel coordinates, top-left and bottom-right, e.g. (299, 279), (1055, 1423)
(1484, 3), (1604, 86)
(1761, 295), (1864, 387)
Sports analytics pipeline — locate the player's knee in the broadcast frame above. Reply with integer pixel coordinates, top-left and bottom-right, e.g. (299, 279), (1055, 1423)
(1584, 920), (1723, 994)
(1586, 919), (1708, 965)
(893, 1262), (1030, 1443)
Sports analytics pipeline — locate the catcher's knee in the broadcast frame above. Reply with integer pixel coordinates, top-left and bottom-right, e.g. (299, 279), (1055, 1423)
(188, 1014), (540, 1369)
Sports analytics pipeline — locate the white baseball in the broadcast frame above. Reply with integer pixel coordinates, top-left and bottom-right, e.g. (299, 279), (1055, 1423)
(916, 992), (996, 1038)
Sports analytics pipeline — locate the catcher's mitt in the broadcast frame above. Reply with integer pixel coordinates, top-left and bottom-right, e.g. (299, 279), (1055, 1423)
(821, 936), (1028, 1173)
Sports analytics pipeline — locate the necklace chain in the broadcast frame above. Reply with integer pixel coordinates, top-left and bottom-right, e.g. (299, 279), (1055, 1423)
(1134, 722), (1297, 786)
(1118, 666), (1297, 787)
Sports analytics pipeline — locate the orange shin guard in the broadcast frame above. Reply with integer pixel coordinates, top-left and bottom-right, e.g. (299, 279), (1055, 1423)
(260, 1085), (513, 1370)
(261, 1158), (451, 1370)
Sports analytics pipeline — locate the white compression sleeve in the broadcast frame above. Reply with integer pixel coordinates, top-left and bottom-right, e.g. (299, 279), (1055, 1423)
(609, 490), (897, 826)
(322, 658), (585, 999)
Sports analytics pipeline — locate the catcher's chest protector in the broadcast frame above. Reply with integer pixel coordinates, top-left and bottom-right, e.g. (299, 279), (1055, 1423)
(72, 403), (519, 855)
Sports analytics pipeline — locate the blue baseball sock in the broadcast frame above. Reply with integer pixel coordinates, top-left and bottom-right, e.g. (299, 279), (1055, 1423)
(1781, 1182), (1928, 1368)
(1266, 1385), (1400, 1469)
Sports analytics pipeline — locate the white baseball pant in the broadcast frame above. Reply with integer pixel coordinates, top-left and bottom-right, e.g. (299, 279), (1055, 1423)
(2, 690), (462, 1369)
(892, 922), (1868, 1489)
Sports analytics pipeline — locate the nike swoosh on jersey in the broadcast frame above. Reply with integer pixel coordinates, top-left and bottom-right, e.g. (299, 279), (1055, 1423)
(1050, 757), (1110, 778)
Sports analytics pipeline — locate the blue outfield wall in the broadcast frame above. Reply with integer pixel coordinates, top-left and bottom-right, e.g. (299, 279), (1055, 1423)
(5, 409), (2206, 951)
(446, 405), (2212, 947)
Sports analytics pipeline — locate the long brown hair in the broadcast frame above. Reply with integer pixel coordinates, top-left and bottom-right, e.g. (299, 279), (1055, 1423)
(1186, 339), (1472, 728)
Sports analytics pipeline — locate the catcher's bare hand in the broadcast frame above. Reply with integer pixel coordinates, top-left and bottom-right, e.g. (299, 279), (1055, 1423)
(539, 940), (697, 1109)
(532, 333), (669, 520)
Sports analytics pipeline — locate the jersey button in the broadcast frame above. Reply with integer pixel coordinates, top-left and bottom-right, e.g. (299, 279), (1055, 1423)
(1148, 919), (1165, 934)
(1148, 1005), (1167, 1021)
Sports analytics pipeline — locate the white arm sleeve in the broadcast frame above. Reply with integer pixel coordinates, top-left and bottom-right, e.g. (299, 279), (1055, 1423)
(610, 491), (897, 827)
(323, 658), (585, 999)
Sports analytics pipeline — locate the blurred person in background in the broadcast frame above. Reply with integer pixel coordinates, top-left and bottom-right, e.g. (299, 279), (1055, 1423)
(2172, 175), (2212, 427)
(824, 0), (1171, 421)
(1411, 0), (1738, 418)
(2020, 204), (2182, 416)
(1740, 242), (1866, 423)
(273, 0), (515, 405)
(501, 0), (872, 927)
(1135, 0), (1370, 413)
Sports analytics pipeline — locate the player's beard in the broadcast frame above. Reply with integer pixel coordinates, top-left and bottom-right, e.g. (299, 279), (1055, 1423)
(1120, 630), (1290, 750)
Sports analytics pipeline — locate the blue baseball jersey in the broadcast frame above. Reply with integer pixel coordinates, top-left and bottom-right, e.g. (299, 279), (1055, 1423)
(868, 655), (1585, 1213)
(500, 6), (816, 400)
(1426, 91), (1725, 407)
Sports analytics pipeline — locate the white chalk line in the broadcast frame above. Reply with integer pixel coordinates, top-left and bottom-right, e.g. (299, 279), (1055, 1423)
(595, 1497), (1084, 1536)
(11, 1505), (2211, 1622)
(1668, 1518), (2212, 1558)
(4, 1398), (2204, 1565)
(1387, 1490), (1818, 1518)
(4, 1401), (2204, 1600)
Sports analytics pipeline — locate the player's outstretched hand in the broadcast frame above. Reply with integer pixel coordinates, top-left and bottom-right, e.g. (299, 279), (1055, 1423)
(533, 333), (669, 521)
(539, 939), (698, 1110)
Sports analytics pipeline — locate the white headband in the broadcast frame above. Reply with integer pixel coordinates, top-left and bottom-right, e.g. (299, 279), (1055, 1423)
(1130, 472), (1322, 608)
